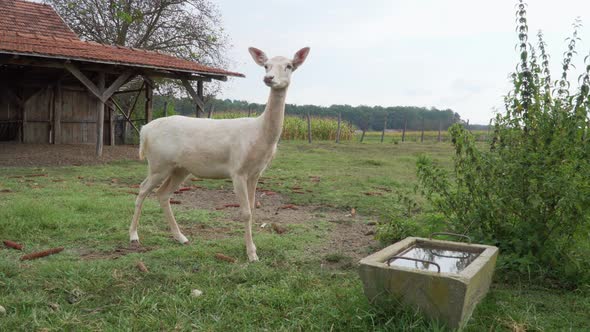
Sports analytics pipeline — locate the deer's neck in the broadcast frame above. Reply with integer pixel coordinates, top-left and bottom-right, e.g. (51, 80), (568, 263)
(259, 87), (287, 144)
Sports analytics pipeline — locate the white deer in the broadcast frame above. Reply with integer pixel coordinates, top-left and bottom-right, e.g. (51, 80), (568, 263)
(129, 47), (310, 261)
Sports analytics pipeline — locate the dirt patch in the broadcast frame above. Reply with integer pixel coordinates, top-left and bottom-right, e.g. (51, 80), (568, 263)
(80, 244), (152, 260)
(171, 187), (379, 263)
(0, 143), (139, 167)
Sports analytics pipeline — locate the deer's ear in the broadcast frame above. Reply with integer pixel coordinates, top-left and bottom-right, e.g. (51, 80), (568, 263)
(248, 47), (268, 66)
(292, 47), (310, 70)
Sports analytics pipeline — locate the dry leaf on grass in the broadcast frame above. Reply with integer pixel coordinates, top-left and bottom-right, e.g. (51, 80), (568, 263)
(3, 240), (23, 250)
(20, 247), (64, 261)
(136, 261), (149, 273)
(215, 253), (237, 263)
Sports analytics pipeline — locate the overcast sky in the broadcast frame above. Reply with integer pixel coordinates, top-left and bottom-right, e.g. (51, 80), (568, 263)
(215, 0), (590, 124)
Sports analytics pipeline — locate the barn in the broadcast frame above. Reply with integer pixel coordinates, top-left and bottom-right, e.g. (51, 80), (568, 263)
(0, 0), (243, 156)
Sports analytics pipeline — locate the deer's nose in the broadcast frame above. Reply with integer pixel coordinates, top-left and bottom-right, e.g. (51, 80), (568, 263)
(264, 76), (274, 84)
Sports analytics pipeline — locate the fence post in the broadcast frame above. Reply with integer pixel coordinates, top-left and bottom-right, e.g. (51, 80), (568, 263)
(438, 119), (442, 142)
(381, 113), (387, 143)
(164, 101), (168, 117)
(306, 111), (312, 143)
(336, 112), (341, 143)
(208, 105), (214, 118)
(248, 107), (252, 117)
(420, 115), (425, 143)
(402, 116), (407, 142)
(360, 115), (369, 143)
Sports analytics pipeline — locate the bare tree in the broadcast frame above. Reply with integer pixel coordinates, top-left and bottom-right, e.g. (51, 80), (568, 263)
(45, 0), (228, 69)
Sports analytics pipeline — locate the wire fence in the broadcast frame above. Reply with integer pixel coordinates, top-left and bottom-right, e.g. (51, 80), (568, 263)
(114, 111), (488, 145)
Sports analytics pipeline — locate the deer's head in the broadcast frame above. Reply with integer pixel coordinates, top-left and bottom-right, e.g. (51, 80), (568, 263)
(248, 47), (310, 89)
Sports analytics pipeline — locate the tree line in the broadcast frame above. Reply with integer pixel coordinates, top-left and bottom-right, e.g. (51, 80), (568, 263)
(153, 96), (474, 131)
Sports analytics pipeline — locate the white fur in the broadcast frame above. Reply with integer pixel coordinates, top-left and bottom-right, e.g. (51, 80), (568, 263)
(129, 47), (310, 261)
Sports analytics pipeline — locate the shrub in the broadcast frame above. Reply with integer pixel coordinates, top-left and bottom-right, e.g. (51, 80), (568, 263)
(416, 1), (590, 286)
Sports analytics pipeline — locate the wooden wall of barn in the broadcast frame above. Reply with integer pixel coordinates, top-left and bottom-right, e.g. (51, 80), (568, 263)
(0, 89), (20, 141)
(0, 86), (114, 144)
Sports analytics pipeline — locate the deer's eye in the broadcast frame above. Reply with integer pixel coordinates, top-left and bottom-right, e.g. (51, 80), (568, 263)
(264, 64), (269, 70)
(286, 64), (293, 71)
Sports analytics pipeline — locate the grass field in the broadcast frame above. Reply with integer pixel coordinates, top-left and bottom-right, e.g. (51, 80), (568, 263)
(0, 142), (588, 331)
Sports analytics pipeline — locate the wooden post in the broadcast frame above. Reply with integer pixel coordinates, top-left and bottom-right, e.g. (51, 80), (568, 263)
(420, 114), (424, 143)
(420, 115), (425, 143)
(145, 84), (153, 124)
(306, 111), (312, 143)
(122, 119), (127, 145)
(109, 102), (115, 146)
(96, 72), (105, 157)
(360, 128), (366, 142)
(21, 92), (26, 143)
(53, 83), (62, 144)
(208, 105), (214, 118)
(438, 119), (442, 142)
(381, 113), (387, 143)
(336, 112), (341, 143)
(196, 80), (204, 118)
(248, 107), (252, 117)
(164, 101), (168, 117)
(402, 117), (407, 142)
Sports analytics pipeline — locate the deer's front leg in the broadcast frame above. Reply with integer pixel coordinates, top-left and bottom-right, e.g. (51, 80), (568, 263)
(247, 174), (260, 211)
(233, 175), (258, 261)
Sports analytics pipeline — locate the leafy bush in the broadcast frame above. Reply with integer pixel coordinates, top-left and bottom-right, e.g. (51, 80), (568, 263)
(376, 189), (448, 245)
(416, 1), (590, 286)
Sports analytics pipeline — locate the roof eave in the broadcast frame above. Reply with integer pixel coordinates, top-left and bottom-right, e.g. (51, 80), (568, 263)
(0, 50), (244, 81)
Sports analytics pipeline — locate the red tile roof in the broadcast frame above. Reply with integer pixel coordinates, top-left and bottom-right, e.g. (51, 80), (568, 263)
(0, 0), (244, 78)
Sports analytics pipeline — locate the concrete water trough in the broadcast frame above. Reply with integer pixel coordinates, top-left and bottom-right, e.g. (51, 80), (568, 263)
(359, 233), (499, 329)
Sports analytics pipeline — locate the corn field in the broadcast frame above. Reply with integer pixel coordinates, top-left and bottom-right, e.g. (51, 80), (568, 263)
(213, 111), (355, 141)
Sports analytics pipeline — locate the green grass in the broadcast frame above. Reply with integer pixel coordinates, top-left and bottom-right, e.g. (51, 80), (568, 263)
(0, 142), (587, 331)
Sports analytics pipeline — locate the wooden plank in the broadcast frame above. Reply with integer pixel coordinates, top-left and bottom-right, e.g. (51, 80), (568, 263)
(53, 83), (62, 144)
(65, 64), (104, 102)
(145, 83), (153, 123)
(48, 88), (53, 143)
(181, 79), (205, 114)
(102, 71), (134, 100)
(5, 88), (23, 107)
(110, 99), (140, 134)
(197, 80), (204, 118)
(141, 70), (212, 82)
(1, 56), (229, 81)
(96, 72), (105, 157)
(21, 91), (26, 143)
(114, 88), (143, 95)
(109, 102), (115, 146)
